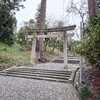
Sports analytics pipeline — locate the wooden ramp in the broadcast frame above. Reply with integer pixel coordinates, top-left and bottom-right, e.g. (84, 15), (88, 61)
(0, 67), (73, 83)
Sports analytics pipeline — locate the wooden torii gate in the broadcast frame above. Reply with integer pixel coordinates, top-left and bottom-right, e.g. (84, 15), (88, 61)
(27, 25), (76, 68)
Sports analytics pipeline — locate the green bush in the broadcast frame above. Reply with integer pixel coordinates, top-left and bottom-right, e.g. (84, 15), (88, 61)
(77, 85), (92, 100)
(77, 12), (100, 67)
(17, 27), (27, 45)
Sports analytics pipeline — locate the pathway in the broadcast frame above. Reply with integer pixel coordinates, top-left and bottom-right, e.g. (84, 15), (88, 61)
(0, 63), (79, 100)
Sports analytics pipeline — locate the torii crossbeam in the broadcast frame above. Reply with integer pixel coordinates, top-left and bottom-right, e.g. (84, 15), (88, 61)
(27, 25), (76, 33)
(27, 25), (76, 68)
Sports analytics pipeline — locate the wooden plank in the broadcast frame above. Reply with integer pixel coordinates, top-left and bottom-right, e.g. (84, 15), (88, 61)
(27, 33), (74, 39)
(36, 35), (58, 38)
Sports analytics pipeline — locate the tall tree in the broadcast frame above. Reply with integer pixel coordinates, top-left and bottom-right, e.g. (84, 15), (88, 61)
(34, 4), (41, 52)
(38, 0), (47, 58)
(66, 1), (88, 37)
(78, 12), (100, 67)
(17, 27), (27, 44)
(88, 0), (100, 16)
(0, 0), (26, 45)
(17, 19), (35, 44)
(88, 0), (97, 16)
(0, 4), (16, 45)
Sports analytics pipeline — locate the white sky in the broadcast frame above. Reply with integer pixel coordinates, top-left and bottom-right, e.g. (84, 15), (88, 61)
(15, 0), (79, 28)
(15, 0), (87, 39)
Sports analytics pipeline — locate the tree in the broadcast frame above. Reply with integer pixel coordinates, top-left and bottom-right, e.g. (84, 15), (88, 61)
(34, 1), (47, 54)
(0, 0), (26, 45)
(88, 0), (97, 17)
(77, 12), (100, 67)
(17, 27), (27, 44)
(37, 0), (47, 58)
(68, 38), (81, 54)
(0, 4), (16, 45)
(66, 1), (88, 37)
(34, 4), (41, 28)
(0, 0), (26, 11)
(17, 19), (35, 44)
(88, 0), (100, 17)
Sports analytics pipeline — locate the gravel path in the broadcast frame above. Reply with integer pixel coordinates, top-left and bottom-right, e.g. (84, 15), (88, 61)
(0, 63), (79, 100)
(18, 63), (79, 71)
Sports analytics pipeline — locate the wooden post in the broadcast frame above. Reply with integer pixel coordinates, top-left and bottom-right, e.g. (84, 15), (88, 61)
(31, 34), (36, 66)
(63, 31), (68, 68)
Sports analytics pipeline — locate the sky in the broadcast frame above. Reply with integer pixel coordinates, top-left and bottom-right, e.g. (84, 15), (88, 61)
(16, 0), (70, 29)
(15, 0), (87, 39)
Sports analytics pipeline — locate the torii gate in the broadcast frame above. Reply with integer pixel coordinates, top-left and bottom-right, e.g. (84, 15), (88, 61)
(27, 25), (76, 68)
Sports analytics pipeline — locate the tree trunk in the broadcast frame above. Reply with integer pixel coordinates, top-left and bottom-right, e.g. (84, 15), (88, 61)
(88, 0), (97, 17)
(38, 0), (47, 58)
(36, 39), (40, 52)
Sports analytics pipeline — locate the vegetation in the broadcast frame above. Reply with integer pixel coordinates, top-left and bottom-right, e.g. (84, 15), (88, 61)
(0, 1), (29, 69)
(77, 85), (92, 100)
(0, 0), (26, 11)
(76, 11), (100, 100)
(45, 38), (63, 54)
(68, 39), (81, 56)
(0, 42), (30, 69)
(77, 12), (100, 67)
(17, 27), (27, 44)
(0, 0), (26, 46)
(0, 4), (16, 45)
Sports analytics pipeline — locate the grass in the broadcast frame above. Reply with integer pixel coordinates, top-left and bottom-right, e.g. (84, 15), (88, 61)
(0, 42), (64, 70)
(0, 42), (31, 69)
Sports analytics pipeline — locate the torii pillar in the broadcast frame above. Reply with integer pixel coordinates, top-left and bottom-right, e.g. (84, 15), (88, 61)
(31, 34), (36, 65)
(63, 31), (68, 68)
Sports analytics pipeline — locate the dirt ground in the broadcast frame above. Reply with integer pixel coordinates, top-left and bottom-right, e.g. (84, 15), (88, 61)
(82, 67), (100, 100)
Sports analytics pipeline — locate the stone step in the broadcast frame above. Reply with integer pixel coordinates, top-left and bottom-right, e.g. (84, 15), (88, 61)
(0, 71), (70, 80)
(52, 59), (80, 64)
(0, 68), (73, 83)
(1, 71), (71, 77)
(9, 68), (71, 74)
(5, 69), (71, 75)
(0, 72), (69, 83)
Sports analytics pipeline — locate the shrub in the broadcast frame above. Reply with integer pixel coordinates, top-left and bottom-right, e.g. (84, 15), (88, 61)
(77, 85), (92, 100)
(77, 12), (100, 67)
